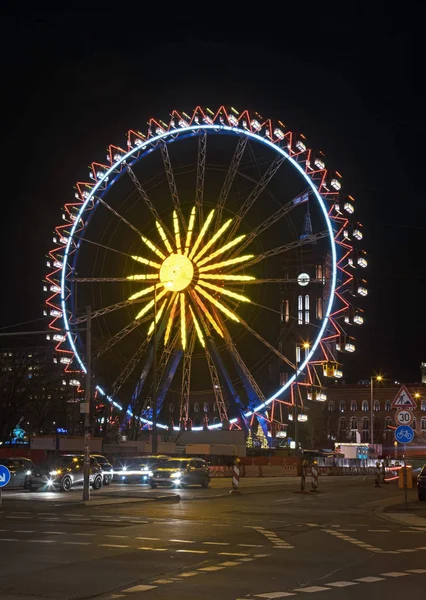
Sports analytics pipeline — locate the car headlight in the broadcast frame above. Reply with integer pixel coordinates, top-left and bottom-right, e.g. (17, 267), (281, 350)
(147, 470), (153, 477)
(170, 471), (182, 479)
(49, 470), (60, 476)
(122, 466), (127, 471)
(26, 470), (32, 476)
(47, 479), (54, 486)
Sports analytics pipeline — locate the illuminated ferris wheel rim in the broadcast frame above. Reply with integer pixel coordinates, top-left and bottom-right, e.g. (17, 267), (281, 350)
(59, 120), (337, 430)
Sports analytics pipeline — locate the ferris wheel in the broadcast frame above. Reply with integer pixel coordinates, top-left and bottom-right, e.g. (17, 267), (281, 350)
(45, 106), (366, 439)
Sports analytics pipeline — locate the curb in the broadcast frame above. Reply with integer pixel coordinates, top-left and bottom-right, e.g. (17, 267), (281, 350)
(374, 498), (426, 528)
(0, 493), (181, 511)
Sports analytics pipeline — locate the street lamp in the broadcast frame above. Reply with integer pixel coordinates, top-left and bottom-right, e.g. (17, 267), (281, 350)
(370, 374), (383, 447)
(294, 342), (310, 451)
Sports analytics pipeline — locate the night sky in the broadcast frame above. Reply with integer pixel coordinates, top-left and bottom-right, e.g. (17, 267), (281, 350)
(1, 8), (423, 384)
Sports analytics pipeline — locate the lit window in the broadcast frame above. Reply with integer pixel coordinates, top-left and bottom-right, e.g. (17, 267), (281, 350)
(194, 402), (200, 413)
(385, 400), (391, 411)
(203, 402), (209, 412)
(213, 403), (218, 412)
(280, 372), (287, 386)
(374, 400), (380, 411)
(298, 295), (303, 325)
(285, 299), (289, 323)
(340, 401), (345, 412)
(350, 401), (357, 411)
(350, 417), (357, 429)
(328, 401), (335, 411)
(305, 295), (310, 324)
(421, 400), (426, 411)
(421, 417), (426, 431)
(316, 297), (323, 320)
(362, 400), (369, 411)
(168, 403), (175, 413)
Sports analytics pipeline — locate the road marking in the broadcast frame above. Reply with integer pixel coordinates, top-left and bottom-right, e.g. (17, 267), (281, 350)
(170, 539), (195, 543)
(381, 572), (409, 577)
(74, 533), (95, 536)
(123, 584), (157, 592)
(238, 543), (264, 547)
(178, 572), (199, 577)
(356, 576), (385, 583)
(407, 569), (426, 573)
(368, 530), (390, 532)
(138, 547), (167, 552)
(254, 554), (270, 558)
(239, 557), (255, 562)
(27, 539), (56, 543)
(397, 549), (416, 553)
(323, 529), (383, 552)
(251, 526), (294, 549)
(399, 530), (424, 533)
(176, 549), (208, 554)
(152, 579), (175, 584)
(136, 537), (160, 541)
(100, 544), (129, 548)
(219, 552), (249, 557)
(293, 586), (330, 593)
(203, 541), (230, 546)
(255, 593), (295, 598)
(42, 531), (66, 535)
(198, 566), (225, 572)
(64, 541), (91, 545)
(327, 581), (358, 587)
(339, 529), (357, 532)
(106, 535), (128, 539)
(0, 538), (19, 542)
(16, 530), (35, 533)
(219, 561), (240, 567)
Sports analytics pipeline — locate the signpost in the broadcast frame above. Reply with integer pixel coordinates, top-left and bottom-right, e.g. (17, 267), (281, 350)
(391, 385), (417, 409)
(395, 410), (414, 426)
(394, 425), (415, 444)
(0, 465), (11, 507)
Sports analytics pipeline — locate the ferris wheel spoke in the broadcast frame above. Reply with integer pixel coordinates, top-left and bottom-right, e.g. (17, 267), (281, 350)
(73, 299), (145, 324)
(112, 334), (152, 396)
(70, 276), (158, 283)
(195, 132), (207, 226)
(126, 165), (174, 241)
(72, 234), (139, 261)
(93, 315), (151, 360)
(225, 154), (286, 242)
(180, 328), (196, 424)
(229, 230), (329, 272)
(95, 195), (144, 239)
(160, 140), (187, 230)
(214, 136), (248, 233)
(233, 189), (311, 256)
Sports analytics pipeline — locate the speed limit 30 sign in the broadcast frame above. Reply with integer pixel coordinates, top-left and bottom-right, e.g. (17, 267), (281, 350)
(395, 409), (414, 426)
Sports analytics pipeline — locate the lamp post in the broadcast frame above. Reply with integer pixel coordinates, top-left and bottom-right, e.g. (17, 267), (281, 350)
(370, 374), (383, 447)
(152, 285), (158, 456)
(294, 342), (310, 452)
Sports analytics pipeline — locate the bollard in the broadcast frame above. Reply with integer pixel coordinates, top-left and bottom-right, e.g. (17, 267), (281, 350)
(300, 460), (307, 491)
(374, 461), (382, 487)
(230, 458), (242, 495)
(311, 461), (319, 491)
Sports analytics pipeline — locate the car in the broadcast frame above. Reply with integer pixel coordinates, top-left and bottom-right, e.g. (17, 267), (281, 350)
(149, 458), (210, 489)
(91, 454), (113, 485)
(0, 457), (35, 489)
(418, 464), (426, 501)
(114, 455), (169, 484)
(27, 455), (103, 492)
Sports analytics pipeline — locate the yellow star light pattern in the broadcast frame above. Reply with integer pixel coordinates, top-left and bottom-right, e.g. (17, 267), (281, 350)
(126, 206), (255, 349)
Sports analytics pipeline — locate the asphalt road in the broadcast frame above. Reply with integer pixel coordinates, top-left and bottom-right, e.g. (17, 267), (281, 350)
(0, 477), (425, 599)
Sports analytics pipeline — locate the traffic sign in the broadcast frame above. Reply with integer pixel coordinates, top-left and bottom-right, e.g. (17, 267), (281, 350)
(395, 409), (414, 426)
(391, 385), (417, 409)
(395, 425), (415, 444)
(0, 465), (11, 488)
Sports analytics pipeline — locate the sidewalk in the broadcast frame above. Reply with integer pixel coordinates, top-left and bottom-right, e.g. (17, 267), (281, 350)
(374, 489), (426, 527)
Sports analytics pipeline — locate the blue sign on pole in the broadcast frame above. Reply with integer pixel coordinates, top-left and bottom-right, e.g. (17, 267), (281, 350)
(395, 425), (415, 444)
(0, 465), (11, 488)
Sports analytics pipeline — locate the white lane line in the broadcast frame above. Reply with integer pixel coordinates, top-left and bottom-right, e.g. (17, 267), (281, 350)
(339, 529), (357, 532)
(106, 535), (128, 539)
(239, 558), (255, 562)
(176, 549), (208, 554)
(203, 541), (230, 546)
(293, 586), (330, 593)
(178, 572), (199, 577)
(255, 593), (295, 598)
(219, 552), (249, 557)
(170, 539), (195, 544)
(16, 530), (35, 533)
(381, 572), (409, 577)
(6, 516), (30, 519)
(397, 549), (416, 553)
(407, 569), (426, 573)
(219, 561), (240, 567)
(368, 530), (390, 532)
(27, 540), (56, 543)
(198, 566), (225, 572)
(136, 537), (160, 541)
(42, 531), (66, 535)
(138, 547), (167, 552)
(0, 538), (19, 542)
(356, 576), (385, 583)
(74, 533), (95, 536)
(327, 581), (358, 587)
(152, 579), (175, 584)
(254, 554), (270, 558)
(64, 541), (91, 546)
(399, 530), (424, 533)
(238, 544), (264, 547)
(123, 584), (157, 592)
(100, 544), (129, 548)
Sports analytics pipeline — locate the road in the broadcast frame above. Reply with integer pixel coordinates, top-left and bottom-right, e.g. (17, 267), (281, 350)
(0, 477), (425, 599)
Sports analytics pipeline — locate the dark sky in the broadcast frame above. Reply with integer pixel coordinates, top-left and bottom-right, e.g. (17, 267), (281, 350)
(1, 7), (423, 383)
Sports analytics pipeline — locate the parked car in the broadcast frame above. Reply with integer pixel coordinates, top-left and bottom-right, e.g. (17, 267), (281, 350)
(149, 458), (210, 489)
(27, 455), (103, 492)
(114, 455), (169, 484)
(0, 457), (35, 489)
(418, 464), (426, 501)
(91, 454), (113, 485)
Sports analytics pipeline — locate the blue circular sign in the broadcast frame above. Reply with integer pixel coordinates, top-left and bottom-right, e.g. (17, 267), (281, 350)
(395, 425), (415, 444)
(0, 465), (11, 488)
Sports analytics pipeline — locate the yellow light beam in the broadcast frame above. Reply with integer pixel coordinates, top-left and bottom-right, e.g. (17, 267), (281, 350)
(193, 219), (233, 263)
(141, 235), (166, 260)
(156, 222), (173, 254)
(184, 206), (196, 256)
(135, 287), (168, 320)
(198, 280), (251, 303)
(190, 290), (224, 338)
(128, 284), (159, 301)
(131, 255), (161, 269)
(164, 293), (179, 345)
(173, 211), (182, 254)
(198, 254), (254, 273)
(126, 274), (159, 281)
(199, 274), (255, 282)
(188, 209), (215, 260)
(147, 299), (168, 336)
(180, 293), (186, 350)
(194, 285), (240, 323)
(196, 233), (246, 267)
(188, 305), (205, 347)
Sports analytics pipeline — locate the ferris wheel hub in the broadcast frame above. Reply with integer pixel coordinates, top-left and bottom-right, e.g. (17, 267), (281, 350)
(159, 253), (194, 292)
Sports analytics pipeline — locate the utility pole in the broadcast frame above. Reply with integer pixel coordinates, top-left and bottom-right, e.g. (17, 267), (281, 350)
(152, 286), (158, 456)
(82, 306), (91, 501)
(370, 377), (374, 448)
(294, 345), (299, 452)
